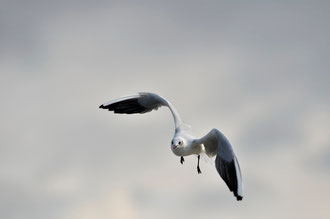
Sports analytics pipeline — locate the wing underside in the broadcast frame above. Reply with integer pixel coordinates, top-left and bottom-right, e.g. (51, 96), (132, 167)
(199, 129), (243, 201)
(216, 155), (242, 200)
(99, 97), (150, 114)
(99, 92), (184, 131)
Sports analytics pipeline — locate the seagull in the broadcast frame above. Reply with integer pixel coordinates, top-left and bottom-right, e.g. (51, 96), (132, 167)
(99, 92), (243, 201)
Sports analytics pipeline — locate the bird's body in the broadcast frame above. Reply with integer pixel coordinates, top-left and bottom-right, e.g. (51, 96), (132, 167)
(99, 92), (243, 201)
(171, 131), (203, 156)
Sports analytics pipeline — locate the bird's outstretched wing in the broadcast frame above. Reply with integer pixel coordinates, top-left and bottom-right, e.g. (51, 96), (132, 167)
(198, 129), (243, 201)
(99, 92), (183, 131)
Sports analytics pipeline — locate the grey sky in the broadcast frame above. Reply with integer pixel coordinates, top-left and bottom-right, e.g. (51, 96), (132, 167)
(1, 1), (330, 218)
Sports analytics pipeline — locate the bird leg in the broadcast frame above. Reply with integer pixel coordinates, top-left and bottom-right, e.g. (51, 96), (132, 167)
(197, 155), (202, 174)
(180, 156), (185, 164)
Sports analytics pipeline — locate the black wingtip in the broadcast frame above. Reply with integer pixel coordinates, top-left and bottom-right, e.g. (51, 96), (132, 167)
(99, 104), (105, 109)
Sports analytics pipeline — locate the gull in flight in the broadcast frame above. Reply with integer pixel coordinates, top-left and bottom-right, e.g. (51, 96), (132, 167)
(99, 92), (243, 200)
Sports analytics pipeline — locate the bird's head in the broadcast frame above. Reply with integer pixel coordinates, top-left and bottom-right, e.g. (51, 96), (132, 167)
(171, 137), (184, 155)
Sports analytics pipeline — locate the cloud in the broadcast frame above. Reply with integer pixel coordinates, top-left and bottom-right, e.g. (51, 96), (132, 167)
(1, 0), (330, 218)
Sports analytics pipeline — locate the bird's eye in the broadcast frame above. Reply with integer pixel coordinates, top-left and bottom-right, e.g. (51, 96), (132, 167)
(171, 140), (174, 145)
(179, 141), (183, 145)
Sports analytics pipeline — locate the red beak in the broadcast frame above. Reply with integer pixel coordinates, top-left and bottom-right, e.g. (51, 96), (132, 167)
(173, 145), (178, 149)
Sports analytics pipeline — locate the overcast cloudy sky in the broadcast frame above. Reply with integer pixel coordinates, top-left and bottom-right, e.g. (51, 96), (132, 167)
(1, 1), (330, 218)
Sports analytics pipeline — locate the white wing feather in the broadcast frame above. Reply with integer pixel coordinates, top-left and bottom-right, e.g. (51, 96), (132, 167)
(100, 92), (184, 131)
(198, 128), (243, 200)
